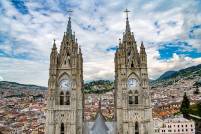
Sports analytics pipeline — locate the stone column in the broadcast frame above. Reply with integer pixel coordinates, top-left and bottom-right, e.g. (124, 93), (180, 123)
(55, 123), (60, 134)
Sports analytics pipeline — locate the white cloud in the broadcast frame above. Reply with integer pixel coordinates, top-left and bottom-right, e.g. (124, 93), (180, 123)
(0, 0), (201, 86)
(0, 76), (3, 81)
(147, 47), (201, 79)
(0, 57), (48, 86)
(84, 60), (114, 81)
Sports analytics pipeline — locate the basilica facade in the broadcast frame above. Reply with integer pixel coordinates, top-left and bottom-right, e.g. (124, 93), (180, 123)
(45, 11), (153, 134)
(114, 12), (153, 134)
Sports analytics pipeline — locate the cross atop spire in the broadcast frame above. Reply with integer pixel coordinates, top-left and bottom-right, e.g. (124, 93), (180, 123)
(67, 9), (73, 17)
(124, 8), (130, 19)
(124, 8), (131, 33)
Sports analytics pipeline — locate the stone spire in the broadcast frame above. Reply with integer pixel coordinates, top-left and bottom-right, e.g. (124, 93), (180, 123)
(140, 41), (146, 54)
(50, 39), (57, 68)
(52, 39), (57, 50)
(140, 41), (147, 68)
(79, 46), (82, 54)
(125, 16), (131, 33)
(91, 98), (109, 134)
(66, 16), (72, 37)
(48, 39), (58, 95)
(123, 8), (134, 42)
(124, 8), (131, 33)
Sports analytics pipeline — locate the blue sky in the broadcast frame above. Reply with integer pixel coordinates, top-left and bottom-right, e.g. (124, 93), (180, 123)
(0, 0), (201, 86)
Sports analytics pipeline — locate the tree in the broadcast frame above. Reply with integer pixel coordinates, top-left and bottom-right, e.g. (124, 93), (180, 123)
(197, 101), (201, 117)
(180, 92), (190, 118)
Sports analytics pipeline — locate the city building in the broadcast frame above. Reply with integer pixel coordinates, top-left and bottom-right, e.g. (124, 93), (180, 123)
(153, 116), (195, 134)
(188, 114), (201, 134)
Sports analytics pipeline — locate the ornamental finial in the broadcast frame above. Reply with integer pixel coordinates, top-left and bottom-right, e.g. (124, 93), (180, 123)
(124, 8), (130, 19)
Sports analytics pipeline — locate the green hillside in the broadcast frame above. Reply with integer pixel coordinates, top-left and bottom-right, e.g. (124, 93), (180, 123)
(83, 80), (114, 93)
(0, 81), (47, 90)
(151, 64), (201, 87)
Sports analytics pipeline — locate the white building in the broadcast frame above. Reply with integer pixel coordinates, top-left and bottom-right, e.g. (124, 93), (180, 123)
(153, 116), (195, 134)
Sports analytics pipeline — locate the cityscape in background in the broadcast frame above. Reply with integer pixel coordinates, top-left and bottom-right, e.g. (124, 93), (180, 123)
(0, 0), (201, 134)
(0, 68), (201, 133)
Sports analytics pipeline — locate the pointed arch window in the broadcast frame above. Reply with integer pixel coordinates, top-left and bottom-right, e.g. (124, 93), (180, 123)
(131, 61), (134, 68)
(134, 90), (139, 104)
(60, 91), (64, 105)
(135, 122), (139, 134)
(128, 50), (131, 57)
(65, 91), (70, 105)
(128, 91), (133, 104)
(135, 96), (138, 104)
(61, 123), (64, 134)
(129, 95), (133, 104)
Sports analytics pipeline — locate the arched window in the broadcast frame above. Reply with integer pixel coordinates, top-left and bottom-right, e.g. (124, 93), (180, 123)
(135, 96), (138, 104)
(60, 91), (64, 105)
(129, 95), (133, 104)
(134, 90), (139, 104)
(135, 122), (139, 134)
(61, 123), (64, 134)
(131, 61), (134, 68)
(67, 52), (70, 56)
(65, 91), (70, 105)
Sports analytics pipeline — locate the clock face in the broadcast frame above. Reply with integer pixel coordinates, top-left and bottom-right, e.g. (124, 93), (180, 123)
(127, 78), (138, 89)
(59, 79), (71, 91)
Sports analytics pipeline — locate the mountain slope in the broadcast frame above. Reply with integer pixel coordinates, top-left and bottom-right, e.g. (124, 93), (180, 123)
(1, 63), (201, 92)
(157, 71), (177, 80)
(0, 81), (47, 90)
(152, 64), (201, 86)
(83, 80), (114, 93)
(0, 80), (114, 93)
(156, 64), (201, 81)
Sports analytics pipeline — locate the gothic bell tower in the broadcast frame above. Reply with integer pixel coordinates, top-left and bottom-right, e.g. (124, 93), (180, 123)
(115, 9), (153, 134)
(45, 16), (83, 134)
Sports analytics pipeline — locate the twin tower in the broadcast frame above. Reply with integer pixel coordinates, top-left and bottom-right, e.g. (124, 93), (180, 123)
(45, 11), (153, 134)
